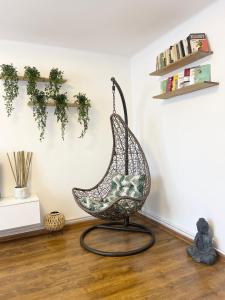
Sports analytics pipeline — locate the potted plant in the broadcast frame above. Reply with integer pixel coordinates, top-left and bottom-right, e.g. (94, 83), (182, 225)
(74, 93), (91, 138)
(0, 64), (19, 116)
(45, 68), (68, 139)
(45, 68), (64, 98)
(52, 93), (69, 140)
(7, 151), (33, 199)
(32, 90), (48, 141)
(24, 66), (40, 96)
(24, 66), (47, 141)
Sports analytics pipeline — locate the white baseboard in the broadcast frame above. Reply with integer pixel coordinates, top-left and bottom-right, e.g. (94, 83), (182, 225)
(0, 215), (95, 237)
(141, 208), (225, 257)
(141, 208), (195, 240)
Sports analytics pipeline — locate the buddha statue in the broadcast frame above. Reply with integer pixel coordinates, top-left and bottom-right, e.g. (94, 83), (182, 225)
(186, 218), (217, 265)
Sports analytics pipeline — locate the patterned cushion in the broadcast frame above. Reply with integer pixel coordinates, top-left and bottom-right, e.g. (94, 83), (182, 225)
(80, 194), (118, 212)
(110, 174), (145, 198)
(80, 174), (145, 212)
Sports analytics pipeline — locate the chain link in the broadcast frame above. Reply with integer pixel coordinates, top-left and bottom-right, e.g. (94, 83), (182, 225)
(112, 83), (116, 114)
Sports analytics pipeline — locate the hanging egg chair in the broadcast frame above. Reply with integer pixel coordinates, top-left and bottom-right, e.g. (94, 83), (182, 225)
(72, 77), (155, 256)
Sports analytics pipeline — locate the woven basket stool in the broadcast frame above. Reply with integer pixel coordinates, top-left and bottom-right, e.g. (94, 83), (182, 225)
(44, 211), (65, 232)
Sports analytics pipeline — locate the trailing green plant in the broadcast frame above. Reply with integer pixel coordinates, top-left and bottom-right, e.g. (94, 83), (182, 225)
(0, 64), (19, 116)
(53, 93), (68, 140)
(32, 90), (48, 141)
(24, 66), (40, 96)
(45, 68), (64, 99)
(24, 66), (47, 141)
(74, 92), (91, 138)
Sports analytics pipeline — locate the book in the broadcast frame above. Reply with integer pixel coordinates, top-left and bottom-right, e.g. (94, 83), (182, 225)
(183, 68), (190, 86)
(189, 33), (206, 39)
(172, 74), (178, 91)
(164, 50), (167, 66)
(183, 39), (189, 56)
(172, 44), (178, 62)
(166, 49), (170, 65)
(166, 77), (173, 92)
(159, 52), (164, 68)
(190, 39), (209, 52)
(179, 40), (185, 57)
(178, 42), (183, 59)
(176, 44), (180, 60)
(186, 36), (192, 54)
(161, 80), (167, 93)
(169, 46), (174, 64)
(190, 67), (196, 85)
(156, 55), (159, 70)
(188, 33), (210, 52)
(194, 64), (211, 83)
(178, 72), (184, 89)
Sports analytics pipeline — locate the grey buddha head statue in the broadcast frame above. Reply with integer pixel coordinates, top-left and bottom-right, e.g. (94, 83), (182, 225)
(197, 218), (209, 234)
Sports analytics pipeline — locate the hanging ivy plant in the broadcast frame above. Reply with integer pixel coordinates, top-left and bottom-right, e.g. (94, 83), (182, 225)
(53, 93), (68, 140)
(24, 66), (40, 96)
(74, 93), (91, 138)
(45, 68), (64, 99)
(32, 90), (48, 141)
(0, 64), (19, 116)
(24, 66), (47, 141)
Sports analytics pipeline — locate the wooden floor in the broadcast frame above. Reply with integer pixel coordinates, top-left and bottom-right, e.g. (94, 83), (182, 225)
(0, 215), (225, 300)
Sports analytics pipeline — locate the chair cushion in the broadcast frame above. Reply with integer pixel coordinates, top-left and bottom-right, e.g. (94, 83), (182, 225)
(80, 194), (117, 212)
(110, 174), (145, 198)
(80, 174), (145, 212)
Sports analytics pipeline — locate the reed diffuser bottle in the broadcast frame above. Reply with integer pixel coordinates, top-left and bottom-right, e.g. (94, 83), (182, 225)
(7, 151), (33, 199)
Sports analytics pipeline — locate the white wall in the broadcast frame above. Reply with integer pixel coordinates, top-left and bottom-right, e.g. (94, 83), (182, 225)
(131, 0), (225, 253)
(0, 40), (131, 222)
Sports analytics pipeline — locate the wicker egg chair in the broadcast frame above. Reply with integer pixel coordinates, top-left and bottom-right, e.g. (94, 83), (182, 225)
(72, 77), (155, 256)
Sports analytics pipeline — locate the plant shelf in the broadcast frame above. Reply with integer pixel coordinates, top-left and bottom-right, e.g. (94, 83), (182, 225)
(150, 51), (213, 76)
(153, 81), (219, 100)
(0, 75), (67, 83)
(27, 100), (78, 107)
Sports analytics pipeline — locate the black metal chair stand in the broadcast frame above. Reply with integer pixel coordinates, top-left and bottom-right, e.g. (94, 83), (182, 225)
(80, 217), (155, 257)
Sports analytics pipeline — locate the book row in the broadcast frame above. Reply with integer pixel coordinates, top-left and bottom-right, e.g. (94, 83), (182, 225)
(156, 33), (210, 70)
(160, 64), (211, 93)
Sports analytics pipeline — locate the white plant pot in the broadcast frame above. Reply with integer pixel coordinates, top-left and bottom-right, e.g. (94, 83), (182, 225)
(14, 187), (29, 199)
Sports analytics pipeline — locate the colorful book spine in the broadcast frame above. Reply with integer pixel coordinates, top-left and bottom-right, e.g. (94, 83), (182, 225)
(161, 80), (167, 93)
(178, 72), (184, 89)
(179, 40), (185, 57)
(176, 44), (180, 60)
(172, 74), (178, 91)
(183, 68), (190, 84)
(166, 77), (173, 92)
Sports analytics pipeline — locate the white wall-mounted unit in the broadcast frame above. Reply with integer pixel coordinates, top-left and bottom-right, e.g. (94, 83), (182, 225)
(0, 195), (40, 231)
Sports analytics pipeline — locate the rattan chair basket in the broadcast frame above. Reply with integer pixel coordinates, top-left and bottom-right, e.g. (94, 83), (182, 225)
(72, 78), (155, 256)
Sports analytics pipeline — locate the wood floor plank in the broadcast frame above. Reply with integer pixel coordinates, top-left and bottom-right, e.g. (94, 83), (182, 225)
(0, 216), (224, 300)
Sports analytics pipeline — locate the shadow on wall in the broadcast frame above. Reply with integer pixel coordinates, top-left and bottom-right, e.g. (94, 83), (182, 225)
(144, 175), (170, 219)
(207, 218), (218, 248)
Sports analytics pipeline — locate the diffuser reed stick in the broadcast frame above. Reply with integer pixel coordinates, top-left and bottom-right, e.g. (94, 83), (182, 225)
(7, 151), (33, 188)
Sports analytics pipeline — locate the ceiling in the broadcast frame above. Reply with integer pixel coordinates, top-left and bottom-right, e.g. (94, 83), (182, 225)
(0, 0), (216, 56)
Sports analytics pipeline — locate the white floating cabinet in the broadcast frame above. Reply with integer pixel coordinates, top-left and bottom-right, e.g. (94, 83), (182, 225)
(0, 195), (40, 231)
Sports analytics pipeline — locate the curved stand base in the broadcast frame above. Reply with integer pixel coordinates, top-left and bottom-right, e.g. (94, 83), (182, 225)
(80, 222), (155, 257)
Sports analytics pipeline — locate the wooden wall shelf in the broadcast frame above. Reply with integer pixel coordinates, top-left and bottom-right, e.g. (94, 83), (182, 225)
(0, 75), (67, 83)
(28, 100), (78, 107)
(150, 51), (213, 76)
(153, 81), (219, 100)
